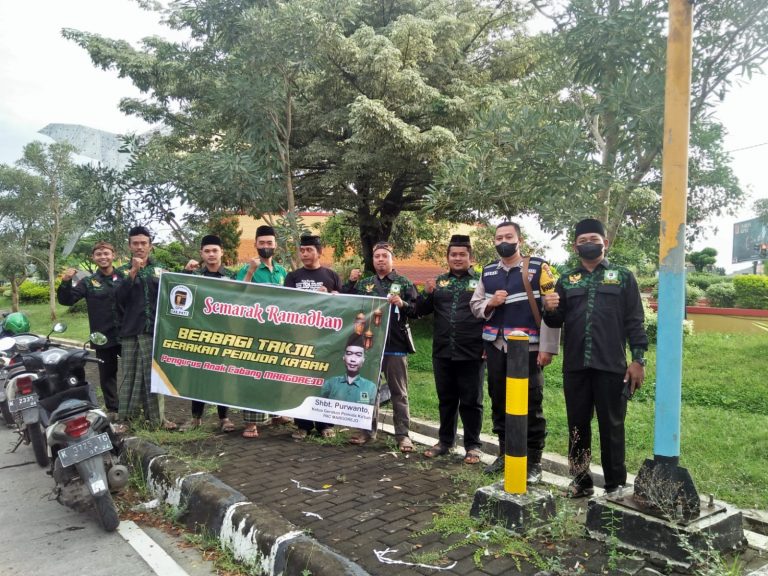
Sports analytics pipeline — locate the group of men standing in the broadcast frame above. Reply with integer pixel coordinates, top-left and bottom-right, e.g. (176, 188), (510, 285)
(58, 217), (647, 495)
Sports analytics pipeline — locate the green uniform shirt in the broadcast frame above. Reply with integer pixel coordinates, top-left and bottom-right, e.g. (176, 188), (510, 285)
(235, 262), (287, 285)
(320, 374), (377, 405)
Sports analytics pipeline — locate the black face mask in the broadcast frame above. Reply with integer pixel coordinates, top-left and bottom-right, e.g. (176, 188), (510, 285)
(577, 242), (604, 260)
(257, 247), (275, 259)
(495, 242), (518, 258)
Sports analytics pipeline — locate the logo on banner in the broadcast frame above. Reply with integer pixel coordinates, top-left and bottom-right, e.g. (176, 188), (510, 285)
(169, 285), (194, 317)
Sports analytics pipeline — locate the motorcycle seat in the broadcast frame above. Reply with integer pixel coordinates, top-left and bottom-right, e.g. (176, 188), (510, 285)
(49, 397), (95, 424)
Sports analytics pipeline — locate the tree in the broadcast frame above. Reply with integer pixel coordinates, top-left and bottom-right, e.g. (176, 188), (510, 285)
(429, 0), (766, 252)
(64, 0), (535, 270)
(0, 165), (46, 310)
(687, 247), (717, 272)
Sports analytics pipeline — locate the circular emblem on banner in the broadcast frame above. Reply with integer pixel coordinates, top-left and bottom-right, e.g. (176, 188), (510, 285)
(170, 285), (193, 316)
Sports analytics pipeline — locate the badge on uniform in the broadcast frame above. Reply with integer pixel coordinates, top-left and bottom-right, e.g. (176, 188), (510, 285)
(361, 392), (369, 402)
(603, 270), (620, 284)
(468, 279), (478, 290)
(389, 283), (401, 295)
(365, 284), (374, 293)
(569, 273), (582, 283)
(438, 279), (449, 288)
(91, 279), (102, 288)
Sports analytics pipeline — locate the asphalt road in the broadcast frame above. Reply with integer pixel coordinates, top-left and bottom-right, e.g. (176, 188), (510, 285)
(0, 419), (216, 576)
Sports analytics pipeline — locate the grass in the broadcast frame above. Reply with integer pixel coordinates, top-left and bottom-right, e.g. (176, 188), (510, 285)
(408, 318), (768, 509)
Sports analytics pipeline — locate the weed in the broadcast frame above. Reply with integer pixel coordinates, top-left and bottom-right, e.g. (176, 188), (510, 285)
(602, 508), (624, 571)
(185, 528), (265, 575)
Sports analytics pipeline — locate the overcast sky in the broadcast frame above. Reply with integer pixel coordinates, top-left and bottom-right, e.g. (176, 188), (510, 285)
(1, 0), (766, 270)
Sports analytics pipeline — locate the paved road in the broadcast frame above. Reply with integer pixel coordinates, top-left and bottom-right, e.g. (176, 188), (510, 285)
(0, 420), (215, 576)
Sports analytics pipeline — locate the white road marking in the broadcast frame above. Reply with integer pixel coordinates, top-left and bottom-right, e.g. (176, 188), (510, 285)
(117, 520), (190, 576)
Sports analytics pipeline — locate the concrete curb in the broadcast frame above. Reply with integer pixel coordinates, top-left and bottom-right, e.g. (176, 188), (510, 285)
(123, 437), (370, 576)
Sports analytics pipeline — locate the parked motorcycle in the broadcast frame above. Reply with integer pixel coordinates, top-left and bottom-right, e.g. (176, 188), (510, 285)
(0, 311), (33, 426)
(2, 324), (69, 466)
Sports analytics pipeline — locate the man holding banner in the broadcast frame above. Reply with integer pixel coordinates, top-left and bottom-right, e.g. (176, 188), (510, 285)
(288, 235), (343, 439)
(235, 224), (288, 438)
(182, 234), (236, 432)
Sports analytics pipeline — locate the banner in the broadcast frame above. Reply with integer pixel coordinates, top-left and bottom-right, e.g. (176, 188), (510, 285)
(151, 273), (391, 430)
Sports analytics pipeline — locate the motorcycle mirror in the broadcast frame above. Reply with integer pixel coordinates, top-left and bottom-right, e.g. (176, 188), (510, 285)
(89, 332), (108, 346)
(52, 322), (68, 333)
(0, 336), (15, 352)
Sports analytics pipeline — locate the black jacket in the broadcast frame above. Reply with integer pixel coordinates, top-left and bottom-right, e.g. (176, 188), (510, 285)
(57, 269), (125, 348)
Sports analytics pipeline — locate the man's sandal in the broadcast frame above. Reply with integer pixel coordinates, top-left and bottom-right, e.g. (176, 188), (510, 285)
(348, 433), (372, 445)
(398, 437), (414, 453)
(242, 424), (259, 438)
(564, 483), (594, 499)
(292, 429), (308, 440)
(463, 449), (482, 465)
(320, 428), (336, 439)
(220, 418), (235, 432)
(424, 443), (450, 458)
(161, 420), (178, 431)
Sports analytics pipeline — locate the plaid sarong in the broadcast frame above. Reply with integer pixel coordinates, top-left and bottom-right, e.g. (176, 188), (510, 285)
(242, 410), (269, 424)
(118, 334), (163, 424)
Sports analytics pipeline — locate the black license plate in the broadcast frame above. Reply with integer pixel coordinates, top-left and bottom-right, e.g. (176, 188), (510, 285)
(9, 393), (38, 413)
(57, 433), (113, 468)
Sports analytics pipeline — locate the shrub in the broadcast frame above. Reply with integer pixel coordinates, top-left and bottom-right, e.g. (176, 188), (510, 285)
(637, 276), (658, 292)
(686, 272), (729, 291)
(643, 301), (693, 344)
(65, 298), (88, 314)
(650, 283), (704, 305)
(18, 280), (49, 303)
(733, 275), (768, 310)
(705, 282), (736, 308)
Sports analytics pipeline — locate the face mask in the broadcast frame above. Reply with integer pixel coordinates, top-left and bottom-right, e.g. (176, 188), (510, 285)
(495, 242), (518, 258)
(257, 247), (275, 259)
(577, 242), (604, 260)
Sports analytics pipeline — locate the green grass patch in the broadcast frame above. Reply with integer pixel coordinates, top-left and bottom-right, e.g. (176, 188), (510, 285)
(409, 319), (768, 509)
(1, 296), (91, 342)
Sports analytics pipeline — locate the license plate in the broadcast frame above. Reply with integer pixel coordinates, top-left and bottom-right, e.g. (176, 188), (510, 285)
(58, 433), (113, 468)
(9, 393), (38, 413)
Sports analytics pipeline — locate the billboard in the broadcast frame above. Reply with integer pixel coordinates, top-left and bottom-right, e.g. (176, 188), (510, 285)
(732, 217), (768, 264)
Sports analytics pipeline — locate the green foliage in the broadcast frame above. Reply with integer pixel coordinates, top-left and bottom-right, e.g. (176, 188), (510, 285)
(733, 274), (768, 310)
(151, 241), (192, 272)
(637, 276), (658, 292)
(650, 284), (705, 306)
(18, 280), (51, 304)
(687, 272), (729, 290)
(687, 248), (718, 272)
(705, 282), (736, 308)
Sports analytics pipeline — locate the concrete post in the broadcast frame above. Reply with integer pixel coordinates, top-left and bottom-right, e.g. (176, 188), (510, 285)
(504, 333), (529, 494)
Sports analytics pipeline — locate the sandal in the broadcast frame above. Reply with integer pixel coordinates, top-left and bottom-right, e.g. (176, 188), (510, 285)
(398, 437), (414, 453)
(564, 482), (594, 499)
(271, 416), (292, 426)
(242, 424), (259, 438)
(220, 418), (235, 433)
(292, 429), (308, 440)
(463, 449), (482, 465)
(349, 433), (372, 445)
(112, 423), (129, 435)
(161, 420), (178, 431)
(320, 428), (336, 439)
(424, 443), (450, 458)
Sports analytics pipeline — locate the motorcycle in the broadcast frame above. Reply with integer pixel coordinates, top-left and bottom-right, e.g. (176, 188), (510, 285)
(2, 324), (68, 465)
(0, 311), (37, 426)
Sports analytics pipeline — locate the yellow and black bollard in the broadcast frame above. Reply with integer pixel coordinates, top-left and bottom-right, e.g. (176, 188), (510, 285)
(504, 332), (529, 494)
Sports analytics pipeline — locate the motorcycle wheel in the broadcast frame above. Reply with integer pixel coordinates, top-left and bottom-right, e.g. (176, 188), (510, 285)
(94, 493), (120, 532)
(0, 400), (13, 427)
(28, 423), (50, 467)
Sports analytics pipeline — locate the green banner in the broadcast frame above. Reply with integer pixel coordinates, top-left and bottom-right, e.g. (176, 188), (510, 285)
(151, 273), (390, 430)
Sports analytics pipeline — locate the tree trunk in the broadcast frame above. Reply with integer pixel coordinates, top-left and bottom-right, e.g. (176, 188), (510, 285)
(356, 177), (407, 272)
(11, 278), (20, 313)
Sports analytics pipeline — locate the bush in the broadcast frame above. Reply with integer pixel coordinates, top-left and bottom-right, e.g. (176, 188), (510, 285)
(650, 283), (704, 305)
(637, 276), (658, 292)
(686, 272), (729, 291)
(18, 280), (49, 303)
(733, 275), (768, 310)
(65, 298), (88, 314)
(643, 301), (693, 344)
(705, 282), (736, 308)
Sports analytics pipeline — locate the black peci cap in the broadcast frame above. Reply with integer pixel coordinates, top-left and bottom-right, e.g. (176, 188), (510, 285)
(574, 218), (607, 239)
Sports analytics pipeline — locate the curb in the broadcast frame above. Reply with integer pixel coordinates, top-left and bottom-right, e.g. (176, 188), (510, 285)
(123, 437), (371, 576)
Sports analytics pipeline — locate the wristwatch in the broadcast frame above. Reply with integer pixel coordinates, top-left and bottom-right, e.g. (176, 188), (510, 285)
(633, 358), (646, 367)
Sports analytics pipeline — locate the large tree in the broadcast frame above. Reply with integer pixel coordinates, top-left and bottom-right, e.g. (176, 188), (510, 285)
(64, 0), (534, 270)
(428, 0), (767, 252)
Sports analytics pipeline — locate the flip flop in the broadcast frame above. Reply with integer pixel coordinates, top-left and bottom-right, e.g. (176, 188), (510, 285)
(463, 449), (482, 465)
(292, 429), (308, 440)
(398, 437), (414, 453)
(220, 418), (235, 432)
(564, 482), (594, 499)
(320, 428), (336, 438)
(161, 420), (178, 431)
(348, 433), (372, 445)
(424, 443), (450, 458)
(242, 424), (259, 438)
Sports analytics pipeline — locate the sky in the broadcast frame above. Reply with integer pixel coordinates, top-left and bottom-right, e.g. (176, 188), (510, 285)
(1, 0), (766, 271)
